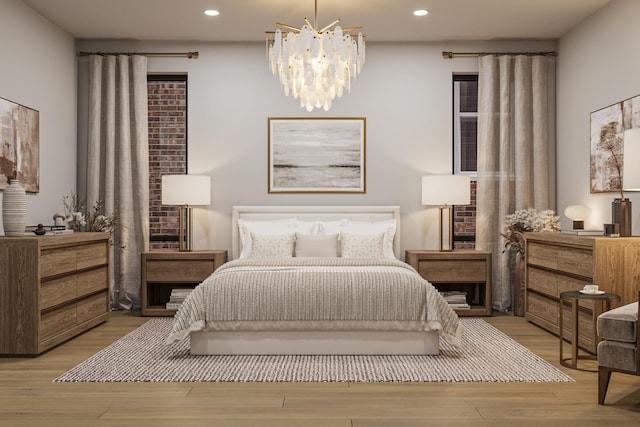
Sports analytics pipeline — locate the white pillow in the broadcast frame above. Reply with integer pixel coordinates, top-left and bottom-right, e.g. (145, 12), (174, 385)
(295, 233), (339, 257)
(250, 232), (295, 258)
(238, 218), (295, 258)
(340, 232), (385, 259)
(317, 218), (349, 235)
(238, 218), (320, 258)
(343, 219), (397, 259)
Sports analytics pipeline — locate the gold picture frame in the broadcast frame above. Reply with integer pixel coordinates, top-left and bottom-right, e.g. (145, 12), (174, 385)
(268, 117), (366, 193)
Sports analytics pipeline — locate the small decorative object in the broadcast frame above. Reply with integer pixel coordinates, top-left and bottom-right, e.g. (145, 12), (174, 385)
(564, 205), (590, 230)
(502, 208), (561, 316)
(52, 213), (66, 227)
(2, 177), (27, 236)
(33, 224), (46, 235)
(604, 223), (620, 237)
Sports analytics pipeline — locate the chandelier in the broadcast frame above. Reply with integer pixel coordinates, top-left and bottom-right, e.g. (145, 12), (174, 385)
(266, 0), (365, 112)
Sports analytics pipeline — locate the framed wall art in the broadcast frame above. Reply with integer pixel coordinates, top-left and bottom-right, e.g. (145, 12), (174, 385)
(268, 117), (366, 193)
(590, 94), (640, 194)
(0, 96), (39, 192)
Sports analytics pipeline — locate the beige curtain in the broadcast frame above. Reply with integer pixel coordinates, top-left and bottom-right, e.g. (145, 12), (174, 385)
(87, 55), (150, 310)
(476, 55), (552, 312)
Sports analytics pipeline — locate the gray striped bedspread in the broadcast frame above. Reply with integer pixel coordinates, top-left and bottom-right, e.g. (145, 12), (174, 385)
(165, 257), (462, 348)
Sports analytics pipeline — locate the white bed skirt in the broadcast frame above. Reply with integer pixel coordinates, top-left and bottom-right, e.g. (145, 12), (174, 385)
(189, 330), (440, 355)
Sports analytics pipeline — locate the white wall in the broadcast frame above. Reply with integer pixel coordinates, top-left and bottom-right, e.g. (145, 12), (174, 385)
(557, 0), (640, 232)
(0, 0), (77, 231)
(76, 39), (556, 257)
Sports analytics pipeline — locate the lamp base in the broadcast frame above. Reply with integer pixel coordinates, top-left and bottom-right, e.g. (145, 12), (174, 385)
(438, 205), (454, 252)
(612, 198), (632, 237)
(572, 220), (584, 230)
(178, 205), (193, 251)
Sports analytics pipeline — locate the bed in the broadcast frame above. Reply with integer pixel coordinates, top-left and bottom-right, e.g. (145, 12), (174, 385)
(165, 206), (462, 355)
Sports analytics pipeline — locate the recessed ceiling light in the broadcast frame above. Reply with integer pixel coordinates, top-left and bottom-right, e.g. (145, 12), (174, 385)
(204, 9), (220, 16)
(413, 10), (429, 17)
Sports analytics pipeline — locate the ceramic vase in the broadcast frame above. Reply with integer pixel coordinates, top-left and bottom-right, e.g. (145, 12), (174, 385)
(2, 179), (27, 236)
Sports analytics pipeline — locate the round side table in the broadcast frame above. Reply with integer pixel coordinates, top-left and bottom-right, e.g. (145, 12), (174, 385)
(559, 290), (619, 371)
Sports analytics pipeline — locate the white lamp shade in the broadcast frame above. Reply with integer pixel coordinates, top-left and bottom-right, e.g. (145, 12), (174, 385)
(422, 175), (471, 206)
(563, 205), (590, 221)
(623, 128), (640, 191)
(162, 175), (211, 206)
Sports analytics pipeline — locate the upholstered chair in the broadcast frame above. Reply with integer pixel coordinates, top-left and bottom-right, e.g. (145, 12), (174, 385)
(597, 291), (640, 405)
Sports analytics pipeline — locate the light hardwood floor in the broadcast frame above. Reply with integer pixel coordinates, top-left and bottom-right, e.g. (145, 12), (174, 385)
(1, 311), (639, 426)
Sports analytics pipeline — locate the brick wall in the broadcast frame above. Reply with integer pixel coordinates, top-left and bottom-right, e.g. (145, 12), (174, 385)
(454, 180), (476, 250)
(147, 79), (187, 250)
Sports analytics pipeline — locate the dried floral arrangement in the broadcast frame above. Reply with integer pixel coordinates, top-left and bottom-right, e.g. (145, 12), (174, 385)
(502, 208), (561, 255)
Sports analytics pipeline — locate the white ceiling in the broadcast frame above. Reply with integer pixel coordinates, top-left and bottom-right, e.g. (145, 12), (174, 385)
(21, 0), (611, 43)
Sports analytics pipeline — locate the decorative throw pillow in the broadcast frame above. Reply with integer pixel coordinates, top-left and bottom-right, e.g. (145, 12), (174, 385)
(342, 219), (397, 259)
(295, 233), (340, 257)
(340, 232), (385, 259)
(249, 232), (296, 258)
(238, 218), (295, 258)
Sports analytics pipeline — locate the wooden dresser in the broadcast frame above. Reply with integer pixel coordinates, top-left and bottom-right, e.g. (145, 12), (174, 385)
(0, 233), (111, 355)
(524, 232), (640, 353)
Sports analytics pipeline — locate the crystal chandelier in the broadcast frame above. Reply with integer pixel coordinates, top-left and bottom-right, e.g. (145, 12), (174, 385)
(266, 0), (365, 112)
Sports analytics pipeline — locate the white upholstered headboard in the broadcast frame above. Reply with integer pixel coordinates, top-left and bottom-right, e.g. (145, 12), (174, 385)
(231, 206), (401, 260)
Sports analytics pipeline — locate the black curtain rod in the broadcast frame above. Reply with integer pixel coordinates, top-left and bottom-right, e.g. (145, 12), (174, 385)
(77, 51), (199, 59)
(442, 51), (557, 59)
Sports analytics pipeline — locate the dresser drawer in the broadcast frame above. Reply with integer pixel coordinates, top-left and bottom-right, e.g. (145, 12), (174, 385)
(528, 267), (591, 300)
(527, 242), (593, 278)
(76, 267), (108, 297)
(77, 292), (109, 324)
(77, 242), (108, 270)
(527, 291), (557, 325)
(40, 275), (78, 310)
(41, 246), (77, 278)
(40, 267), (108, 311)
(40, 304), (77, 340)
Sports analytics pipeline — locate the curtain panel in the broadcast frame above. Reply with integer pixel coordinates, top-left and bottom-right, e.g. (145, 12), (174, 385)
(87, 55), (150, 309)
(476, 55), (553, 312)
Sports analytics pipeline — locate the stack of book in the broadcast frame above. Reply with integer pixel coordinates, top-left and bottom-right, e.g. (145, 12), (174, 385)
(166, 288), (193, 310)
(440, 290), (471, 310)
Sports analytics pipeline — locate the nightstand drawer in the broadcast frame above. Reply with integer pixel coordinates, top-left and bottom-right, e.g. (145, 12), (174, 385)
(417, 259), (486, 282)
(146, 260), (215, 282)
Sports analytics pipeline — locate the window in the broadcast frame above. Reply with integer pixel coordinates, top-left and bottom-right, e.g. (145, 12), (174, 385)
(452, 74), (478, 249)
(147, 74), (188, 250)
(453, 74), (478, 177)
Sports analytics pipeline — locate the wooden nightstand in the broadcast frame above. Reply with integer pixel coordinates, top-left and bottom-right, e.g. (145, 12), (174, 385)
(405, 250), (492, 316)
(140, 250), (227, 316)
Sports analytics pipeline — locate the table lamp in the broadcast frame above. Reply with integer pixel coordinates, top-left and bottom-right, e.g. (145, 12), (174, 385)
(422, 175), (471, 251)
(162, 174), (211, 251)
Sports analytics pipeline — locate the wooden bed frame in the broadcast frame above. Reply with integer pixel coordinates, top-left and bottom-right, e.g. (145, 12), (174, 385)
(189, 205), (441, 355)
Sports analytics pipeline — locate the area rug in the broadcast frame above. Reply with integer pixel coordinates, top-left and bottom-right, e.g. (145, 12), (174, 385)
(54, 319), (573, 383)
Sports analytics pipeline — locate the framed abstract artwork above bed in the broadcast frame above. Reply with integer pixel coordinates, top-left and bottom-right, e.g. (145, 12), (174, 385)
(0, 96), (39, 192)
(268, 117), (366, 193)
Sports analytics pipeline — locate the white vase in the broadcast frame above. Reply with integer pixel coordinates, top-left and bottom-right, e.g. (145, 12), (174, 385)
(2, 179), (27, 236)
